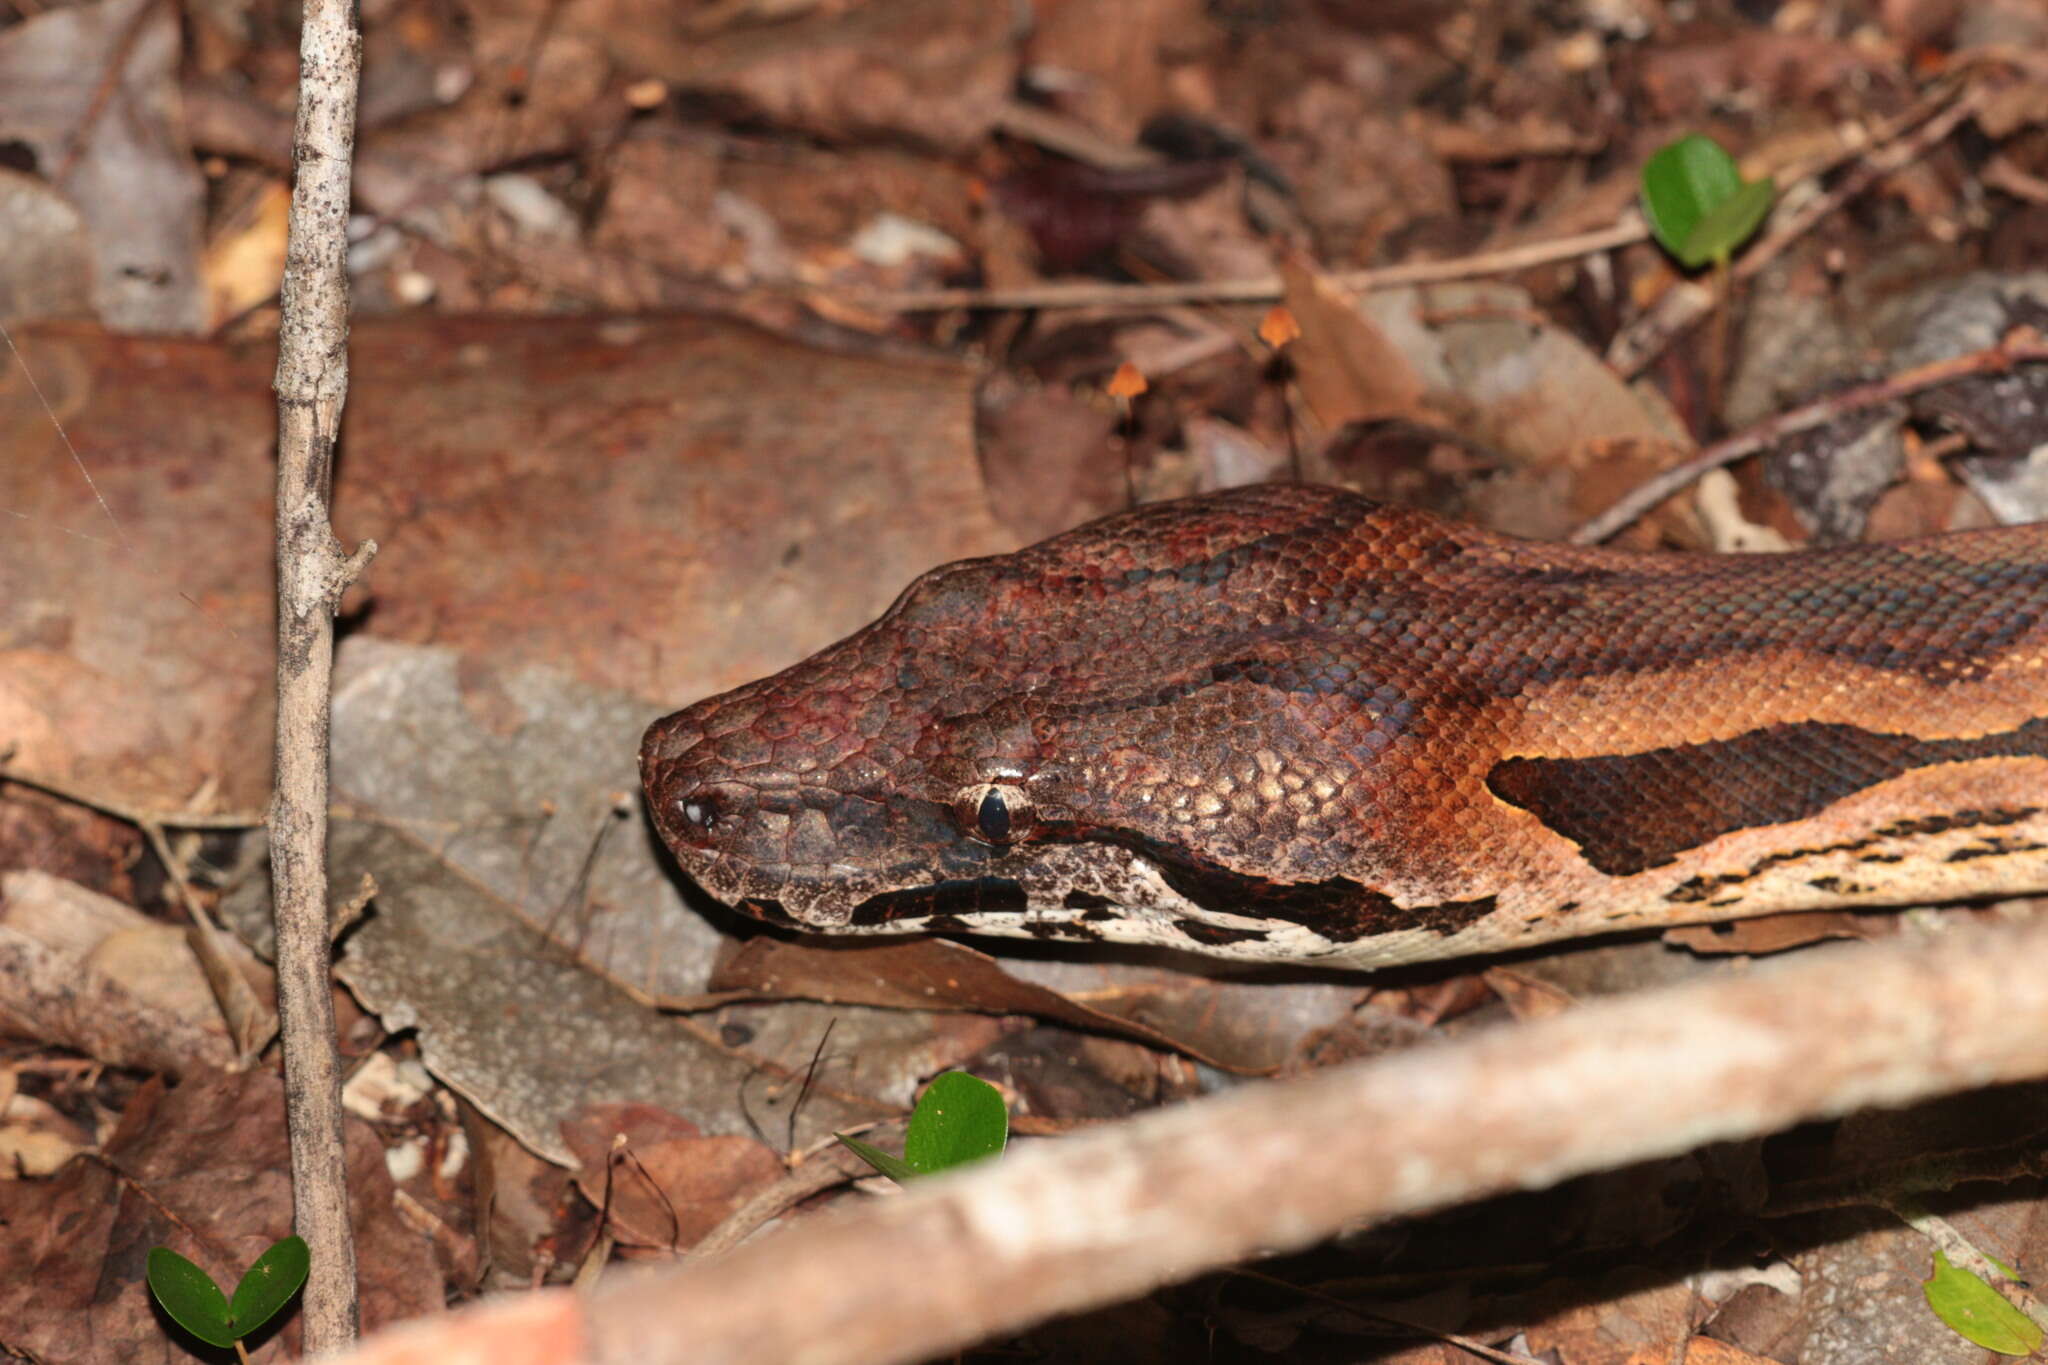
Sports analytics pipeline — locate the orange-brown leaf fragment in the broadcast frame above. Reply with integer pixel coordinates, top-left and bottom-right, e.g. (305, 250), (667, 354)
(1107, 361), (1148, 400)
(1258, 305), (1301, 350)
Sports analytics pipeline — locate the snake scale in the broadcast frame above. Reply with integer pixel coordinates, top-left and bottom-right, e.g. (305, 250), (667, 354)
(640, 483), (2048, 968)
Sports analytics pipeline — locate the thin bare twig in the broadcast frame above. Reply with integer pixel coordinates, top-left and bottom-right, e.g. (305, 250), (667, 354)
(271, 0), (374, 1347)
(1571, 330), (2048, 543)
(854, 220), (1647, 313)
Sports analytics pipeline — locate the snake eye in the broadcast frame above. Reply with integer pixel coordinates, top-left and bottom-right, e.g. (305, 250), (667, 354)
(956, 783), (1034, 845)
(677, 795), (719, 832)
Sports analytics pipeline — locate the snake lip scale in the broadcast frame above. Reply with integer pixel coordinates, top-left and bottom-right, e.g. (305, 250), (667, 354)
(640, 483), (2048, 968)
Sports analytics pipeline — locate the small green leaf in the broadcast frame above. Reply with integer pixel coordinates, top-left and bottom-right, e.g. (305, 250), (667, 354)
(1642, 134), (1740, 259)
(835, 1132), (921, 1185)
(1681, 175), (1775, 267)
(1641, 134), (1773, 269)
(228, 1235), (310, 1338)
(902, 1072), (1007, 1175)
(1924, 1249), (2044, 1355)
(147, 1246), (237, 1349)
(834, 1075), (1009, 1185)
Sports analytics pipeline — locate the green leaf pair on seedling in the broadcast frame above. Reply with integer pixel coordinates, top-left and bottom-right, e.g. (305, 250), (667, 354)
(1640, 133), (1775, 270)
(147, 1235), (309, 1359)
(838, 1070), (1008, 1183)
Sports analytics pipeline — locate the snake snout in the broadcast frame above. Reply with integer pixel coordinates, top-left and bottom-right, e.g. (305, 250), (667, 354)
(639, 708), (730, 853)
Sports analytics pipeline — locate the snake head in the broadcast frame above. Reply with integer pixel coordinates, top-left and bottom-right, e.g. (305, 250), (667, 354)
(638, 484), (1476, 961)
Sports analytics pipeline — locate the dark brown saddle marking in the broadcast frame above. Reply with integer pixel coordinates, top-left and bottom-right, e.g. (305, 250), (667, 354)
(1488, 718), (2048, 876)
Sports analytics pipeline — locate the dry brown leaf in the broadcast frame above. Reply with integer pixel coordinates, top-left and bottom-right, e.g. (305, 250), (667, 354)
(202, 179), (292, 328)
(561, 1103), (784, 1252)
(709, 936), (1237, 1069)
(0, 1090), (91, 1177)
(0, 0), (205, 330)
(1523, 1274), (1695, 1365)
(1278, 253), (1433, 431)
(606, 0), (1016, 152)
(1481, 966), (1577, 1022)
(1024, 0), (1212, 143)
(0, 169), (93, 324)
(1664, 911), (1896, 957)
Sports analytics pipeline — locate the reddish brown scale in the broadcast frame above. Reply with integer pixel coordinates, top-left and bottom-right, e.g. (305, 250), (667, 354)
(640, 484), (2048, 965)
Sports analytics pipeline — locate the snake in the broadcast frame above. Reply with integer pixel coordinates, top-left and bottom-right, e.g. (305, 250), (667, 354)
(639, 483), (2048, 968)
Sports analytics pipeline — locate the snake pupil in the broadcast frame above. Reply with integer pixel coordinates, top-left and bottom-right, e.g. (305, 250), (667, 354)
(977, 789), (1012, 842)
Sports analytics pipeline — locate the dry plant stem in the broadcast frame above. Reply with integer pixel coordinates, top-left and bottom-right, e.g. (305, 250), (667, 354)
(272, 0), (373, 1349)
(1571, 332), (2048, 543)
(319, 915), (2048, 1365)
(856, 220), (1646, 313)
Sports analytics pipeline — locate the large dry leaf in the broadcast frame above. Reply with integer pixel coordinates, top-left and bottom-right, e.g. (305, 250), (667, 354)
(0, 314), (1006, 811)
(319, 638), (729, 1000)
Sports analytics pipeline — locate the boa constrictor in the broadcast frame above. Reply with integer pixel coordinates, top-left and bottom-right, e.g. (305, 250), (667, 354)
(640, 483), (2048, 968)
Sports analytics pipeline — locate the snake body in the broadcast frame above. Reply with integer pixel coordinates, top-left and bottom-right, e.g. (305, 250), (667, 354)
(641, 484), (2048, 967)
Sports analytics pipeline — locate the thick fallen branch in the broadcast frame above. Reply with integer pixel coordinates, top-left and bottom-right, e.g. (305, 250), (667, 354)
(321, 912), (2048, 1365)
